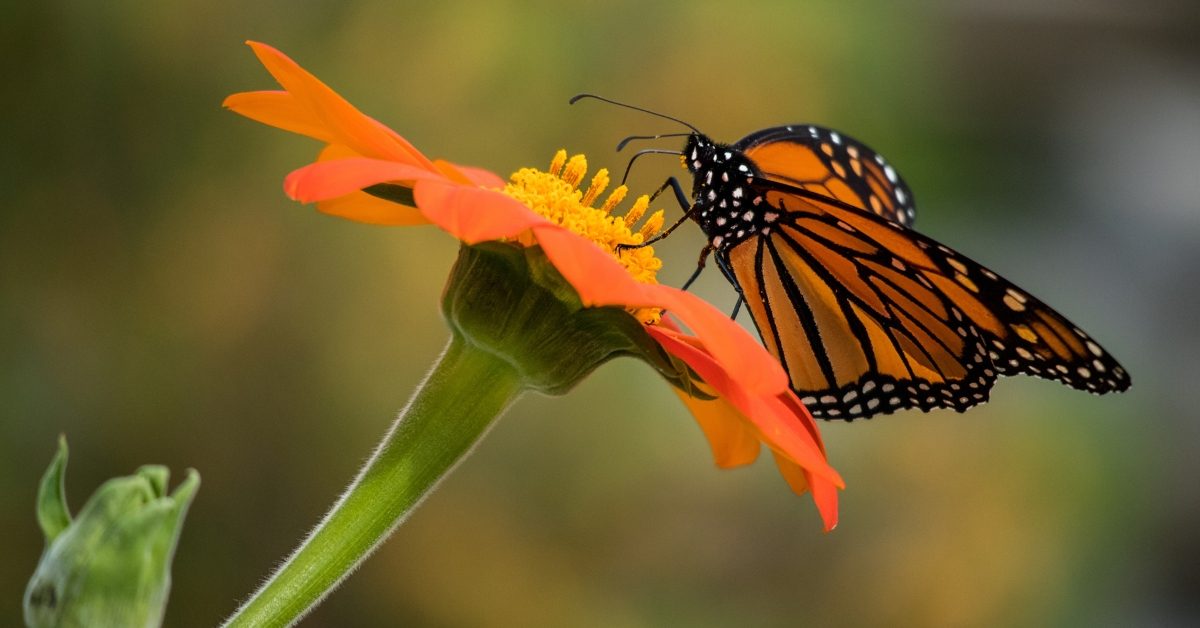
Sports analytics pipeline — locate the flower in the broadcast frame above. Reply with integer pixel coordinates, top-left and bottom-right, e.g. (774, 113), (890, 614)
(225, 42), (843, 530)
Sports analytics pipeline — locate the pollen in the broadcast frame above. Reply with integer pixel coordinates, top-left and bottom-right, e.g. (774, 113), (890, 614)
(502, 151), (666, 323)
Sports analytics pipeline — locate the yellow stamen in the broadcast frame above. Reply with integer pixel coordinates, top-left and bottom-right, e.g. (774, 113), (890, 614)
(599, 185), (628, 215)
(500, 151), (668, 324)
(549, 149), (567, 176)
(561, 154), (587, 188)
(623, 195), (649, 228)
(640, 209), (665, 239)
(581, 168), (609, 207)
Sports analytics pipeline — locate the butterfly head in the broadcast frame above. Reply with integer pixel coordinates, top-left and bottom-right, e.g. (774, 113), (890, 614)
(683, 134), (759, 193)
(682, 133), (713, 174)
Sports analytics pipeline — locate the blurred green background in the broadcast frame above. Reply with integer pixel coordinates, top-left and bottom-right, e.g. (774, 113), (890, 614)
(2, 1), (1196, 626)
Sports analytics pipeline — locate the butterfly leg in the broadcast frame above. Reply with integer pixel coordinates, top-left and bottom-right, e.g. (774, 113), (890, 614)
(680, 244), (714, 290)
(730, 296), (744, 321)
(647, 176), (691, 209)
(710, 253), (742, 319)
(617, 177), (695, 255)
(632, 178), (693, 248)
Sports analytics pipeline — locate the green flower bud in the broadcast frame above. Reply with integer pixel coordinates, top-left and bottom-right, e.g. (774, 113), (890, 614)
(442, 241), (695, 395)
(24, 437), (200, 628)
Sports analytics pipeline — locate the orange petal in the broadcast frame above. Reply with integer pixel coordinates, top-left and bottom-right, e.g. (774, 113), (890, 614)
(243, 41), (435, 170)
(772, 451), (812, 494)
(283, 158), (442, 203)
(531, 226), (657, 304)
(671, 387), (761, 468)
(772, 452), (839, 532)
(414, 179), (551, 243)
(809, 468), (840, 532)
(317, 143), (367, 161)
(317, 191), (428, 225)
(646, 325), (842, 488)
(432, 159), (506, 189)
(223, 90), (336, 144)
(656, 317), (762, 468)
(448, 163), (506, 189)
(653, 289), (789, 395)
(775, 381), (826, 454)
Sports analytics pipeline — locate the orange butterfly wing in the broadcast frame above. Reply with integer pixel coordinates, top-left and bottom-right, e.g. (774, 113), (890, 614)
(736, 125), (916, 227)
(711, 146), (1129, 419)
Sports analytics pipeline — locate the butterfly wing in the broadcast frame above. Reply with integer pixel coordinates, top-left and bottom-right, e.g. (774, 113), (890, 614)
(719, 181), (1130, 420)
(734, 125), (917, 227)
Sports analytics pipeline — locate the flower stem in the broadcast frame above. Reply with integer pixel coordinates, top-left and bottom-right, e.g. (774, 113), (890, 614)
(223, 335), (524, 627)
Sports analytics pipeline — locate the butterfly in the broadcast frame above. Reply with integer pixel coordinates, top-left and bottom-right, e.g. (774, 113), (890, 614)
(572, 95), (1131, 420)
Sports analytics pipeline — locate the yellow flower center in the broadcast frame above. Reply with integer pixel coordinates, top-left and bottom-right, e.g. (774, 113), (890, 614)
(502, 150), (667, 324)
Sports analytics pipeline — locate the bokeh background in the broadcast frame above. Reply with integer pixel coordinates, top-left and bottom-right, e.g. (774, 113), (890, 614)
(2, 1), (1197, 626)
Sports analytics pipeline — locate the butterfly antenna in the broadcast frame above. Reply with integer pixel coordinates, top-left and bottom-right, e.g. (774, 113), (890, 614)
(569, 94), (701, 134)
(616, 132), (692, 152)
(621, 149), (682, 185)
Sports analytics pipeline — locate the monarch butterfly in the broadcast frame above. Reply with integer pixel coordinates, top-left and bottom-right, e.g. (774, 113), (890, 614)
(572, 94), (1131, 420)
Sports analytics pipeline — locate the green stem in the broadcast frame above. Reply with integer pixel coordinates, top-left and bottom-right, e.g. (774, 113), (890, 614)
(223, 335), (524, 628)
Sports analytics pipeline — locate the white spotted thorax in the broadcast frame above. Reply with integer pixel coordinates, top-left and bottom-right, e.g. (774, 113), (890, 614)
(684, 134), (772, 250)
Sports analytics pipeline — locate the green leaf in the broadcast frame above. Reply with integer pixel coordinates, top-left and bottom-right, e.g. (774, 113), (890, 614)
(36, 435), (71, 544)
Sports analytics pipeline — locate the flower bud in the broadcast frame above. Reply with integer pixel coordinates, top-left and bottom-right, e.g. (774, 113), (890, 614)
(24, 437), (199, 628)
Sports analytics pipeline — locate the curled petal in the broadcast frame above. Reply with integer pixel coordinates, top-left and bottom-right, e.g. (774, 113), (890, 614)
(808, 468), (840, 532)
(670, 387), (761, 468)
(651, 289), (789, 395)
(433, 159), (506, 189)
(530, 227), (655, 301)
(317, 191), (428, 226)
(646, 324), (842, 488)
(223, 90), (338, 144)
(654, 319), (761, 468)
(772, 453), (839, 532)
(242, 41), (435, 170)
(284, 158), (442, 203)
(414, 180), (551, 243)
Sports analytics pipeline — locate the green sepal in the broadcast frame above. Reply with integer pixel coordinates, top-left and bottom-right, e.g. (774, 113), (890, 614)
(442, 242), (694, 396)
(36, 435), (72, 545)
(24, 440), (201, 628)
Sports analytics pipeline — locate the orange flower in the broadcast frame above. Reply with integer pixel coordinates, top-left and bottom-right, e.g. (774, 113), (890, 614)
(225, 41), (843, 530)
